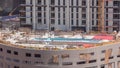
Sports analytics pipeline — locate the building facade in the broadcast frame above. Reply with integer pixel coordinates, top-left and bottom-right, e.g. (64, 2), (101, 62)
(20, 0), (120, 33)
(0, 41), (120, 68)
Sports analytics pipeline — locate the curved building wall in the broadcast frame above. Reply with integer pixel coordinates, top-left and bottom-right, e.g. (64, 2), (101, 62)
(0, 43), (120, 68)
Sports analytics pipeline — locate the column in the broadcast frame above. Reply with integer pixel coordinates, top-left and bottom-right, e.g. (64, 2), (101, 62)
(46, 0), (50, 31)
(86, 0), (90, 33)
(66, 0), (70, 30)
(32, 0), (36, 31)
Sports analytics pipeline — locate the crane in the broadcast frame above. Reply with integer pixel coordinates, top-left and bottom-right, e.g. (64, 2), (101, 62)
(98, 0), (112, 33)
(8, 6), (19, 16)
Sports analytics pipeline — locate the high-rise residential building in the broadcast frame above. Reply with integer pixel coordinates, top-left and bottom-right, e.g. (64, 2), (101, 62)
(20, 0), (120, 33)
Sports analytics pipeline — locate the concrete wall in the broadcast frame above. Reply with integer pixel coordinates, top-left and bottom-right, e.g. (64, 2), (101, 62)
(0, 42), (120, 68)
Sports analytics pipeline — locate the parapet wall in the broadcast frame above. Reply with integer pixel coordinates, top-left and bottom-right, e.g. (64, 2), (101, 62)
(0, 42), (119, 68)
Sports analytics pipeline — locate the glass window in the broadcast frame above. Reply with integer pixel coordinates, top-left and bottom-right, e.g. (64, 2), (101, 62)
(58, 0), (60, 5)
(38, 19), (42, 24)
(51, 0), (55, 5)
(58, 19), (60, 25)
(7, 50), (11, 54)
(71, 20), (73, 25)
(44, 19), (46, 24)
(82, 20), (86, 25)
(71, 0), (73, 6)
(76, 0), (79, 6)
(14, 51), (18, 55)
(0, 48), (3, 52)
(63, 0), (65, 5)
(63, 19), (65, 25)
(34, 54), (41, 58)
(51, 19), (55, 24)
(14, 66), (19, 68)
(26, 53), (31, 57)
(82, 0), (86, 6)
(38, 0), (42, 5)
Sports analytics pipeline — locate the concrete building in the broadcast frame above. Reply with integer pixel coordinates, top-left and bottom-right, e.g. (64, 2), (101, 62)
(20, 0), (120, 33)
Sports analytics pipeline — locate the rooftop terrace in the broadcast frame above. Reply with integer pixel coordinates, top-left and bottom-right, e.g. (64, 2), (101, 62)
(0, 29), (119, 51)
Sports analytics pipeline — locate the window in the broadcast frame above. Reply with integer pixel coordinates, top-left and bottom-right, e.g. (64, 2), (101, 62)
(106, 21), (108, 26)
(61, 54), (69, 59)
(89, 60), (96, 63)
(34, 54), (41, 58)
(113, 8), (119, 13)
(106, 1), (108, 6)
(82, 8), (86, 12)
(38, 7), (41, 11)
(113, 14), (119, 19)
(38, 0), (41, 5)
(38, 13), (42, 17)
(6, 57), (11, 61)
(23, 60), (31, 64)
(51, 7), (55, 11)
(34, 61), (44, 64)
(113, 1), (120, 6)
(44, 19), (46, 24)
(51, 19), (55, 24)
(21, 0), (26, 4)
(77, 61), (86, 64)
(71, 20), (73, 25)
(82, 0), (86, 6)
(82, 14), (86, 19)
(44, 0), (46, 5)
(76, 20), (79, 25)
(7, 50), (11, 54)
(63, 8), (65, 12)
(92, 20), (94, 25)
(92, 0), (94, 6)
(58, 19), (60, 25)
(76, 13), (79, 18)
(63, 20), (65, 25)
(58, 0), (60, 5)
(71, 0), (73, 6)
(92, 14), (94, 18)
(76, 0), (79, 6)
(82, 20), (86, 25)
(14, 66), (19, 68)
(14, 51), (18, 55)
(106, 14), (108, 19)
(0, 48), (3, 52)
(63, 13), (65, 18)
(106, 8), (108, 13)
(51, 0), (55, 5)
(76, 8), (79, 12)
(63, 0), (65, 5)
(38, 19), (42, 24)
(13, 59), (20, 63)
(71, 8), (73, 12)
(51, 13), (55, 18)
(62, 62), (73, 65)
(71, 13), (73, 18)
(58, 13), (60, 18)
(26, 53), (31, 57)
(44, 12), (46, 17)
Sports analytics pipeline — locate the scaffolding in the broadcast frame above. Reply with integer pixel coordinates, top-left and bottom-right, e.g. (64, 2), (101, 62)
(98, 0), (105, 33)
(98, 0), (112, 33)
